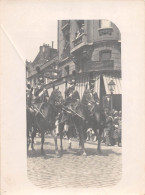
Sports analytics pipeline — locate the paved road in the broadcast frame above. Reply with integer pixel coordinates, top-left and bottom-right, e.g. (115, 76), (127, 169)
(27, 136), (122, 188)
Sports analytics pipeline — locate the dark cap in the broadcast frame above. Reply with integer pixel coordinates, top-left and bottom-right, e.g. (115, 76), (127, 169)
(27, 84), (31, 89)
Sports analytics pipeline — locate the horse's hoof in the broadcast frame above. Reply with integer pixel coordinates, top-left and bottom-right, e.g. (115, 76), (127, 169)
(41, 150), (45, 156)
(82, 152), (87, 156)
(96, 149), (102, 155)
(77, 150), (82, 155)
(67, 147), (72, 152)
(60, 149), (63, 154)
(60, 147), (63, 151)
(55, 151), (60, 158)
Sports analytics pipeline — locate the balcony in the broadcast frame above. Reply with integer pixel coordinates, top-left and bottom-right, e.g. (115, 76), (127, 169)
(97, 60), (114, 68)
(73, 33), (87, 47)
(98, 27), (113, 36)
(61, 49), (70, 60)
(83, 60), (114, 72)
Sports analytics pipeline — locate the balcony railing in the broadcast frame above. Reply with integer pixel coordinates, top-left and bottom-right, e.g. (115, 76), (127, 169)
(61, 46), (70, 60)
(84, 60), (114, 72)
(72, 33), (86, 47)
(61, 20), (70, 30)
(96, 60), (114, 68)
(98, 27), (113, 36)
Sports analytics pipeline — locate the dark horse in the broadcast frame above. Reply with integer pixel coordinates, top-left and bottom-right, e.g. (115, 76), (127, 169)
(27, 108), (34, 150)
(28, 88), (63, 155)
(81, 89), (105, 154)
(59, 90), (105, 155)
(59, 100), (87, 156)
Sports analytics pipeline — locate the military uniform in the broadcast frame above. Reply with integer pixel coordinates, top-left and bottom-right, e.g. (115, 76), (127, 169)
(34, 85), (49, 104)
(26, 84), (36, 115)
(60, 80), (81, 123)
(83, 80), (100, 117)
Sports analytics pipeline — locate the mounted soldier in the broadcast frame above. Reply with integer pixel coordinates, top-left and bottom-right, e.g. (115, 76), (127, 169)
(81, 77), (104, 154)
(65, 79), (80, 112)
(26, 83), (35, 115)
(26, 83), (35, 150)
(60, 78), (84, 123)
(88, 78), (100, 107)
(59, 77), (85, 151)
(32, 66), (49, 118)
(26, 84), (33, 107)
(82, 78), (100, 120)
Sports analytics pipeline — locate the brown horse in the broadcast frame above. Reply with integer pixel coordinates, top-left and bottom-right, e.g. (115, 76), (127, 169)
(59, 99), (87, 155)
(59, 89), (106, 156)
(26, 108), (34, 150)
(81, 89), (106, 154)
(29, 88), (64, 156)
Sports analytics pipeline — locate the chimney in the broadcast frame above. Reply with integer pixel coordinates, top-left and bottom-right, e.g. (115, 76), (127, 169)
(40, 46), (43, 52)
(52, 41), (54, 49)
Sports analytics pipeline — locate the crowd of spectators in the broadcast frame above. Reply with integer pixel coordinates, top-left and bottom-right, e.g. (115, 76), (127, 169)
(86, 109), (122, 147)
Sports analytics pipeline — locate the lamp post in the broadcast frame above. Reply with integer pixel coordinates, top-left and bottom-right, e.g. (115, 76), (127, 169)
(108, 79), (115, 111)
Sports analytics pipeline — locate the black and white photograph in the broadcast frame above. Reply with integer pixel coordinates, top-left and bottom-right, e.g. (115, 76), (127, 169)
(1, 1), (145, 195)
(26, 19), (122, 188)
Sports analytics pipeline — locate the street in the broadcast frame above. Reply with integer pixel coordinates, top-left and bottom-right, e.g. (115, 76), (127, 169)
(27, 135), (122, 188)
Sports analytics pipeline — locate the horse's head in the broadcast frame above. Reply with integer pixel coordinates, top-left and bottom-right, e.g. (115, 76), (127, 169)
(49, 88), (64, 106)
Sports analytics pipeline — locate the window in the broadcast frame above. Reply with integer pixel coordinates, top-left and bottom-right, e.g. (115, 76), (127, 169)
(62, 26), (70, 59)
(99, 20), (111, 28)
(98, 20), (113, 36)
(77, 20), (84, 29)
(75, 20), (85, 38)
(100, 50), (111, 61)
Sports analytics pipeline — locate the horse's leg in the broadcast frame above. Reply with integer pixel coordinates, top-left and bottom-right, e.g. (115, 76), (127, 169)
(96, 127), (103, 154)
(77, 120), (86, 156)
(68, 137), (72, 150)
(27, 129), (29, 151)
(60, 129), (63, 152)
(52, 130), (59, 157)
(41, 131), (45, 155)
(31, 128), (36, 151)
(66, 127), (72, 151)
(59, 124), (64, 152)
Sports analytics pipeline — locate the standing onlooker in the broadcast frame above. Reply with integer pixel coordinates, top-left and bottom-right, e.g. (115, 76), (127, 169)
(113, 111), (119, 145)
(118, 111), (122, 146)
(105, 111), (113, 146)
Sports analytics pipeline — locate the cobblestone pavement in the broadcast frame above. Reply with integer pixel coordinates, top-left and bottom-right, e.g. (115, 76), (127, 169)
(27, 135), (122, 188)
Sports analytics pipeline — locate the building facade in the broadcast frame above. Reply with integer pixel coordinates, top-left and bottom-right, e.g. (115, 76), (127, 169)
(26, 43), (59, 95)
(26, 20), (122, 110)
(56, 20), (121, 110)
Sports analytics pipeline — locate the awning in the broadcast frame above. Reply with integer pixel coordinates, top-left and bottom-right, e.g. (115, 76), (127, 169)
(103, 75), (122, 95)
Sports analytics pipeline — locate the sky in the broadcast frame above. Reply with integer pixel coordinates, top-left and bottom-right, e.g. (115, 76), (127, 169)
(1, 1), (58, 62)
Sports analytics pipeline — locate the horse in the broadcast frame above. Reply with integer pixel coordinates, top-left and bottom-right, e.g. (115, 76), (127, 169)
(29, 88), (64, 156)
(81, 89), (106, 154)
(59, 89), (106, 155)
(59, 98), (87, 155)
(26, 108), (33, 150)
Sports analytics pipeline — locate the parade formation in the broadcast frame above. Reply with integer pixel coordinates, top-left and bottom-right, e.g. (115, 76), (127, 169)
(26, 20), (122, 161)
(26, 20), (122, 188)
(26, 66), (122, 157)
